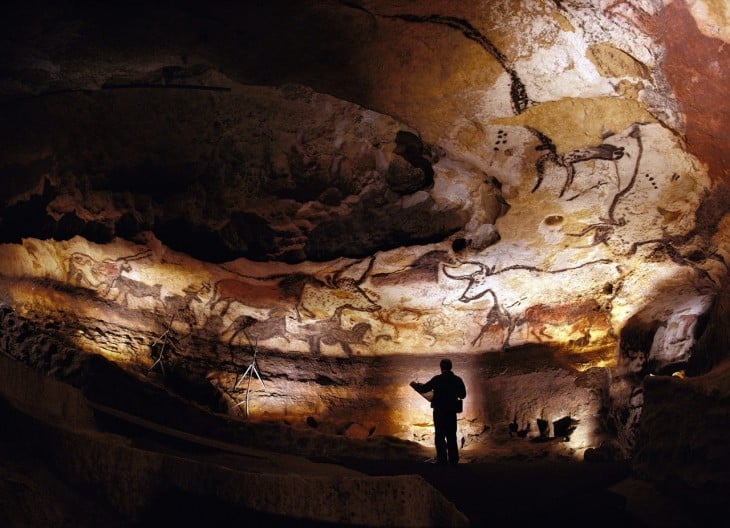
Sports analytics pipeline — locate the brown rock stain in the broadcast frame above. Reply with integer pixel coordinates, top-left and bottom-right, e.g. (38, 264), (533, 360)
(649, 1), (730, 182)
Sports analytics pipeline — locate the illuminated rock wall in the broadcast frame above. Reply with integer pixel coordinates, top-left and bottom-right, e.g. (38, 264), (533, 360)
(1, 0), (728, 457)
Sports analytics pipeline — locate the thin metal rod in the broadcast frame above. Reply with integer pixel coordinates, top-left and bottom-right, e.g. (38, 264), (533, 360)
(148, 314), (176, 375)
(232, 330), (266, 417)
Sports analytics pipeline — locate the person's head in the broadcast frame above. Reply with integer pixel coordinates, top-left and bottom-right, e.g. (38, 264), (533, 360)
(440, 358), (452, 373)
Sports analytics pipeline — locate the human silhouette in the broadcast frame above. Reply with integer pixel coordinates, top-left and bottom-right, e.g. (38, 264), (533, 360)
(410, 358), (466, 465)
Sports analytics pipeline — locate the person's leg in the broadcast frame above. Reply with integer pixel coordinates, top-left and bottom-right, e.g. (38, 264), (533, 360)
(444, 412), (459, 465)
(433, 410), (447, 463)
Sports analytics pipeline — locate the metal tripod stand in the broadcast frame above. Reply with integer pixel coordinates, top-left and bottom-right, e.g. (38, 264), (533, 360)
(148, 313), (177, 376)
(232, 330), (266, 417)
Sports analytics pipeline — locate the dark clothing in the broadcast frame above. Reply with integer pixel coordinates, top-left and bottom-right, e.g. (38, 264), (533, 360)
(434, 407), (459, 465)
(412, 371), (466, 465)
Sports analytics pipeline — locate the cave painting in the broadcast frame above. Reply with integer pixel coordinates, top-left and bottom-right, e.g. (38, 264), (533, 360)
(223, 312), (290, 347)
(555, 125), (720, 284)
(220, 295), (374, 356)
(66, 250), (149, 293)
(208, 260), (379, 322)
(520, 299), (612, 344)
(442, 259), (615, 349)
(107, 275), (164, 309)
(41, 4), (712, 364)
(297, 274), (380, 320)
(378, 11), (531, 115)
(65, 250), (214, 319)
(377, 5), (709, 295)
(374, 307), (440, 346)
(380, 6), (639, 215)
(207, 277), (289, 317)
(468, 288), (514, 349)
(300, 306), (373, 356)
(163, 282), (210, 328)
(532, 131), (626, 198)
(441, 259), (612, 303)
(204, 258), (381, 355)
(65, 249), (168, 309)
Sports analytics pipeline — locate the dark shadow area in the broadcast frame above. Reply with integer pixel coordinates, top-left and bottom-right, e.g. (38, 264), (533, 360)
(135, 489), (340, 528)
(327, 456), (640, 528)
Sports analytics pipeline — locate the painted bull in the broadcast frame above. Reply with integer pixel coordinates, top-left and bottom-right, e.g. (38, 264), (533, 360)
(519, 299), (612, 343)
(441, 260), (501, 303)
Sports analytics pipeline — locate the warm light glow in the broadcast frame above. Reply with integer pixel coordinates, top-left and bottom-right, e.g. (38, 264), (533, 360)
(574, 358), (615, 372)
(70, 332), (138, 364)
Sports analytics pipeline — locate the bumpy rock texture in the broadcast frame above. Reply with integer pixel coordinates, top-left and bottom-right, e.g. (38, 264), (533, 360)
(1, 0), (729, 519)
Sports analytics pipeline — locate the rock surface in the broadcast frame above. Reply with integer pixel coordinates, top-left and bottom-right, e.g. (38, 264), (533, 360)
(0, 0), (729, 524)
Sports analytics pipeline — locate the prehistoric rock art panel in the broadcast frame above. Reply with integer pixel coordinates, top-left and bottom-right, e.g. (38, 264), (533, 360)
(207, 277), (290, 318)
(2, 0), (712, 362)
(374, 307), (442, 346)
(376, 11), (531, 115)
(297, 275), (380, 321)
(299, 306), (373, 356)
(223, 312), (290, 348)
(66, 250), (150, 294)
(441, 258), (616, 350)
(64, 249), (177, 312)
(531, 130), (626, 198)
(107, 275), (164, 310)
(162, 282), (211, 329)
(202, 258), (382, 354)
(442, 258), (612, 302)
(466, 288), (514, 350)
(0, 0), (727, 474)
(520, 299), (612, 345)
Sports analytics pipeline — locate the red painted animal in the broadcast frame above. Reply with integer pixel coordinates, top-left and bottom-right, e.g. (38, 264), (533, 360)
(520, 299), (610, 343)
(208, 278), (288, 316)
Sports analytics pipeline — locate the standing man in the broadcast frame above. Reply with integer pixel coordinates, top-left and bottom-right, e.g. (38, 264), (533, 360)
(410, 358), (466, 465)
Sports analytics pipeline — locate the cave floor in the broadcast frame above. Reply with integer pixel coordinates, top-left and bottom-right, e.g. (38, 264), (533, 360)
(329, 455), (665, 528)
(1, 412), (701, 528)
(0, 351), (705, 528)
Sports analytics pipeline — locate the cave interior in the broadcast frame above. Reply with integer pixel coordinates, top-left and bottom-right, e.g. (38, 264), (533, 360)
(1, 1), (729, 527)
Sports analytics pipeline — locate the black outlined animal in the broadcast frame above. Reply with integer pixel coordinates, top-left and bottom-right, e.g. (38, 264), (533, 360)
(297, 275), (381, 320)
(469, 289), (515, 349)
(441, 259), (611, 304)
(299, 306), (372, 356)
(224, 312), (290, 346)
(441, 261), (526, 303)
(163, 282), (211, 327)
(107, 275), (164, 308)
(66, 250), (151, 295)
(532, 133), (625, 198)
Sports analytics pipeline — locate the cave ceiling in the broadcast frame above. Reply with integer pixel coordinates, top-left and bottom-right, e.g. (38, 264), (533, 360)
(1, 0), (729, 450)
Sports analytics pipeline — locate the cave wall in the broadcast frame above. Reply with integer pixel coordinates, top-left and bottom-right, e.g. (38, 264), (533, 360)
(1, 0), (729, 464)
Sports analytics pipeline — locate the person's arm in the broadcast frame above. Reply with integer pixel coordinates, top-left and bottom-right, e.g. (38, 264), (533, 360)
(410, 381), (424, 392)
(410, 376), (436, 393)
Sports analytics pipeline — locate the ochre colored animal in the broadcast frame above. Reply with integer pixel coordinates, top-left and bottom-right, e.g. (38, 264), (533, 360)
(520, 299), (610, 343)
(207, 278), (288, 317)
